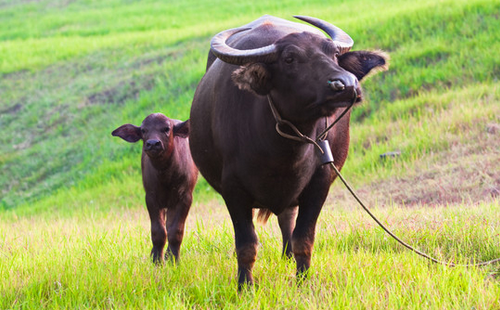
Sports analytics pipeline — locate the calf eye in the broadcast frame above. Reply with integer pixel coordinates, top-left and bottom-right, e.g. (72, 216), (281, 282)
(141, 128), (147, 134)
(163, 127), (170, 133)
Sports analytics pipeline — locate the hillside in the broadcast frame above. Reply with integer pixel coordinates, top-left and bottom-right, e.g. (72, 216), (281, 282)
(1, 0), (499, 214)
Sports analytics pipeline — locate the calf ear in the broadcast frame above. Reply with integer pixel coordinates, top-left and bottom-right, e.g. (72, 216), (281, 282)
(232, 63), (272, 95)
(338, 50), (389, 81)
(112, 124), (141, 143)
(173, 120), (190, 138)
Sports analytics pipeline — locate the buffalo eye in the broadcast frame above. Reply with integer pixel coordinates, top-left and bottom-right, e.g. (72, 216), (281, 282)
(284, 57), (294, 64)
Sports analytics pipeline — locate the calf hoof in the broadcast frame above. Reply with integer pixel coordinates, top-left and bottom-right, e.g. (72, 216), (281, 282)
(282, 246), (293, 259)
(151, 249), (165, 265)
(164, 251), (180, 264)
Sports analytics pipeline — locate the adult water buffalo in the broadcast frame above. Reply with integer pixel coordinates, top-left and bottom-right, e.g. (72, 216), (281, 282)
(189, 15), (388, 289)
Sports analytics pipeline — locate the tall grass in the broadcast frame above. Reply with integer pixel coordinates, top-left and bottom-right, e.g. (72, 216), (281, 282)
(2, 201), (500, 309)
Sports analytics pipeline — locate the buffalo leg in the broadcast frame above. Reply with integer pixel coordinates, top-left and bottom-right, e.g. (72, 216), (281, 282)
(230, 207), (258, 290)
(278, 206), (298, 258)
(223, 185), (258, 290)
(293, 168), (331, 277)
(292, 207), (321, 277)
(165, 197), (192, 262)
(147, 196), (167, 264)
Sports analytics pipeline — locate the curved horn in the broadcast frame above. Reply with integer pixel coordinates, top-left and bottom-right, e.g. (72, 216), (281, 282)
(294, 15), (353, 54)
(210, 27), (279, 65)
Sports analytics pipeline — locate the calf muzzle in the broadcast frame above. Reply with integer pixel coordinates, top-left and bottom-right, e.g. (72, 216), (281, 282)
(145, 139), (163, 152)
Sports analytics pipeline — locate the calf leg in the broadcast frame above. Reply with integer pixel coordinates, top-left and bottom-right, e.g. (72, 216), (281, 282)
(147, 200), (167, 264)
(277, 206), (298, 258)
(165, 196), (192, 262)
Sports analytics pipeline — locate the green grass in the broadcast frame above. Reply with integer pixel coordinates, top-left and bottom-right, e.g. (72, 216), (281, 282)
(2, 202), (500, 309)
(1, 0), (500, 308)
(2, 0), (500, 209)
(345, 82), (500, 182)
(2, 0), (500, 210)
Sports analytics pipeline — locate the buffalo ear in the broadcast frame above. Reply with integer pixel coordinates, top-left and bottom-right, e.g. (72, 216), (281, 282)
(338, 50), (389, 81)
(173, 120), (190, 138)
(232, 63), (272, 96)
(112, 124), (141, 143)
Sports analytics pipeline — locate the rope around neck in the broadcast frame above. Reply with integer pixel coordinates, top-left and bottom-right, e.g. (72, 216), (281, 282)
(266, 94), (500, 267)
(266, 95), (354, 148)
(267, 95), (323, 151)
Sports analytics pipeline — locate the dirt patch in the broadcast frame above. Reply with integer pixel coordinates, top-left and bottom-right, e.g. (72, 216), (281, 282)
(83, 77), (155, 106)
(328, 130), (500, 208)
(486, 123), (500, 134)
(0, 0), (39, 9)
(0, 103), (23, 115)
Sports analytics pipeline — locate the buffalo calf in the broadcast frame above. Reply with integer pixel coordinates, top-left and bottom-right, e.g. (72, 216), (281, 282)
(112, 113), (198, 263)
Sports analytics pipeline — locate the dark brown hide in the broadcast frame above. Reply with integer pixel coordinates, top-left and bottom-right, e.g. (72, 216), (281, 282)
(112, 113), (198, 263)
(190, 15), (388, 289)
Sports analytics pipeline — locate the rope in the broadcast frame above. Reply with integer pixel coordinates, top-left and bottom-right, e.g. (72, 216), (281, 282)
(329, 162), (500, 267)
(317, 102), (354, 141)
(266, 93), (500, 268)
(267, 95), (323, 152)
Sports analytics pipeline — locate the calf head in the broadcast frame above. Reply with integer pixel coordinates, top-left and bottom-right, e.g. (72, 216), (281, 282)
(112, 113), (190, 160)
(211, 16), (388, 122)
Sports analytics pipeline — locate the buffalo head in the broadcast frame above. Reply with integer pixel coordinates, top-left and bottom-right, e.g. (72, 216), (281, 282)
(210, 15), (388, 122)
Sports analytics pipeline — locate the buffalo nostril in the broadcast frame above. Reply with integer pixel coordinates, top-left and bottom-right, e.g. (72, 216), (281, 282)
(329, 79), (345, 91)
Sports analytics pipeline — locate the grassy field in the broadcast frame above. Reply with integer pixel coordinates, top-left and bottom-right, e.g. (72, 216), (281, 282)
(2, 202), (500, 309)
(1, 0), (500, 308)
